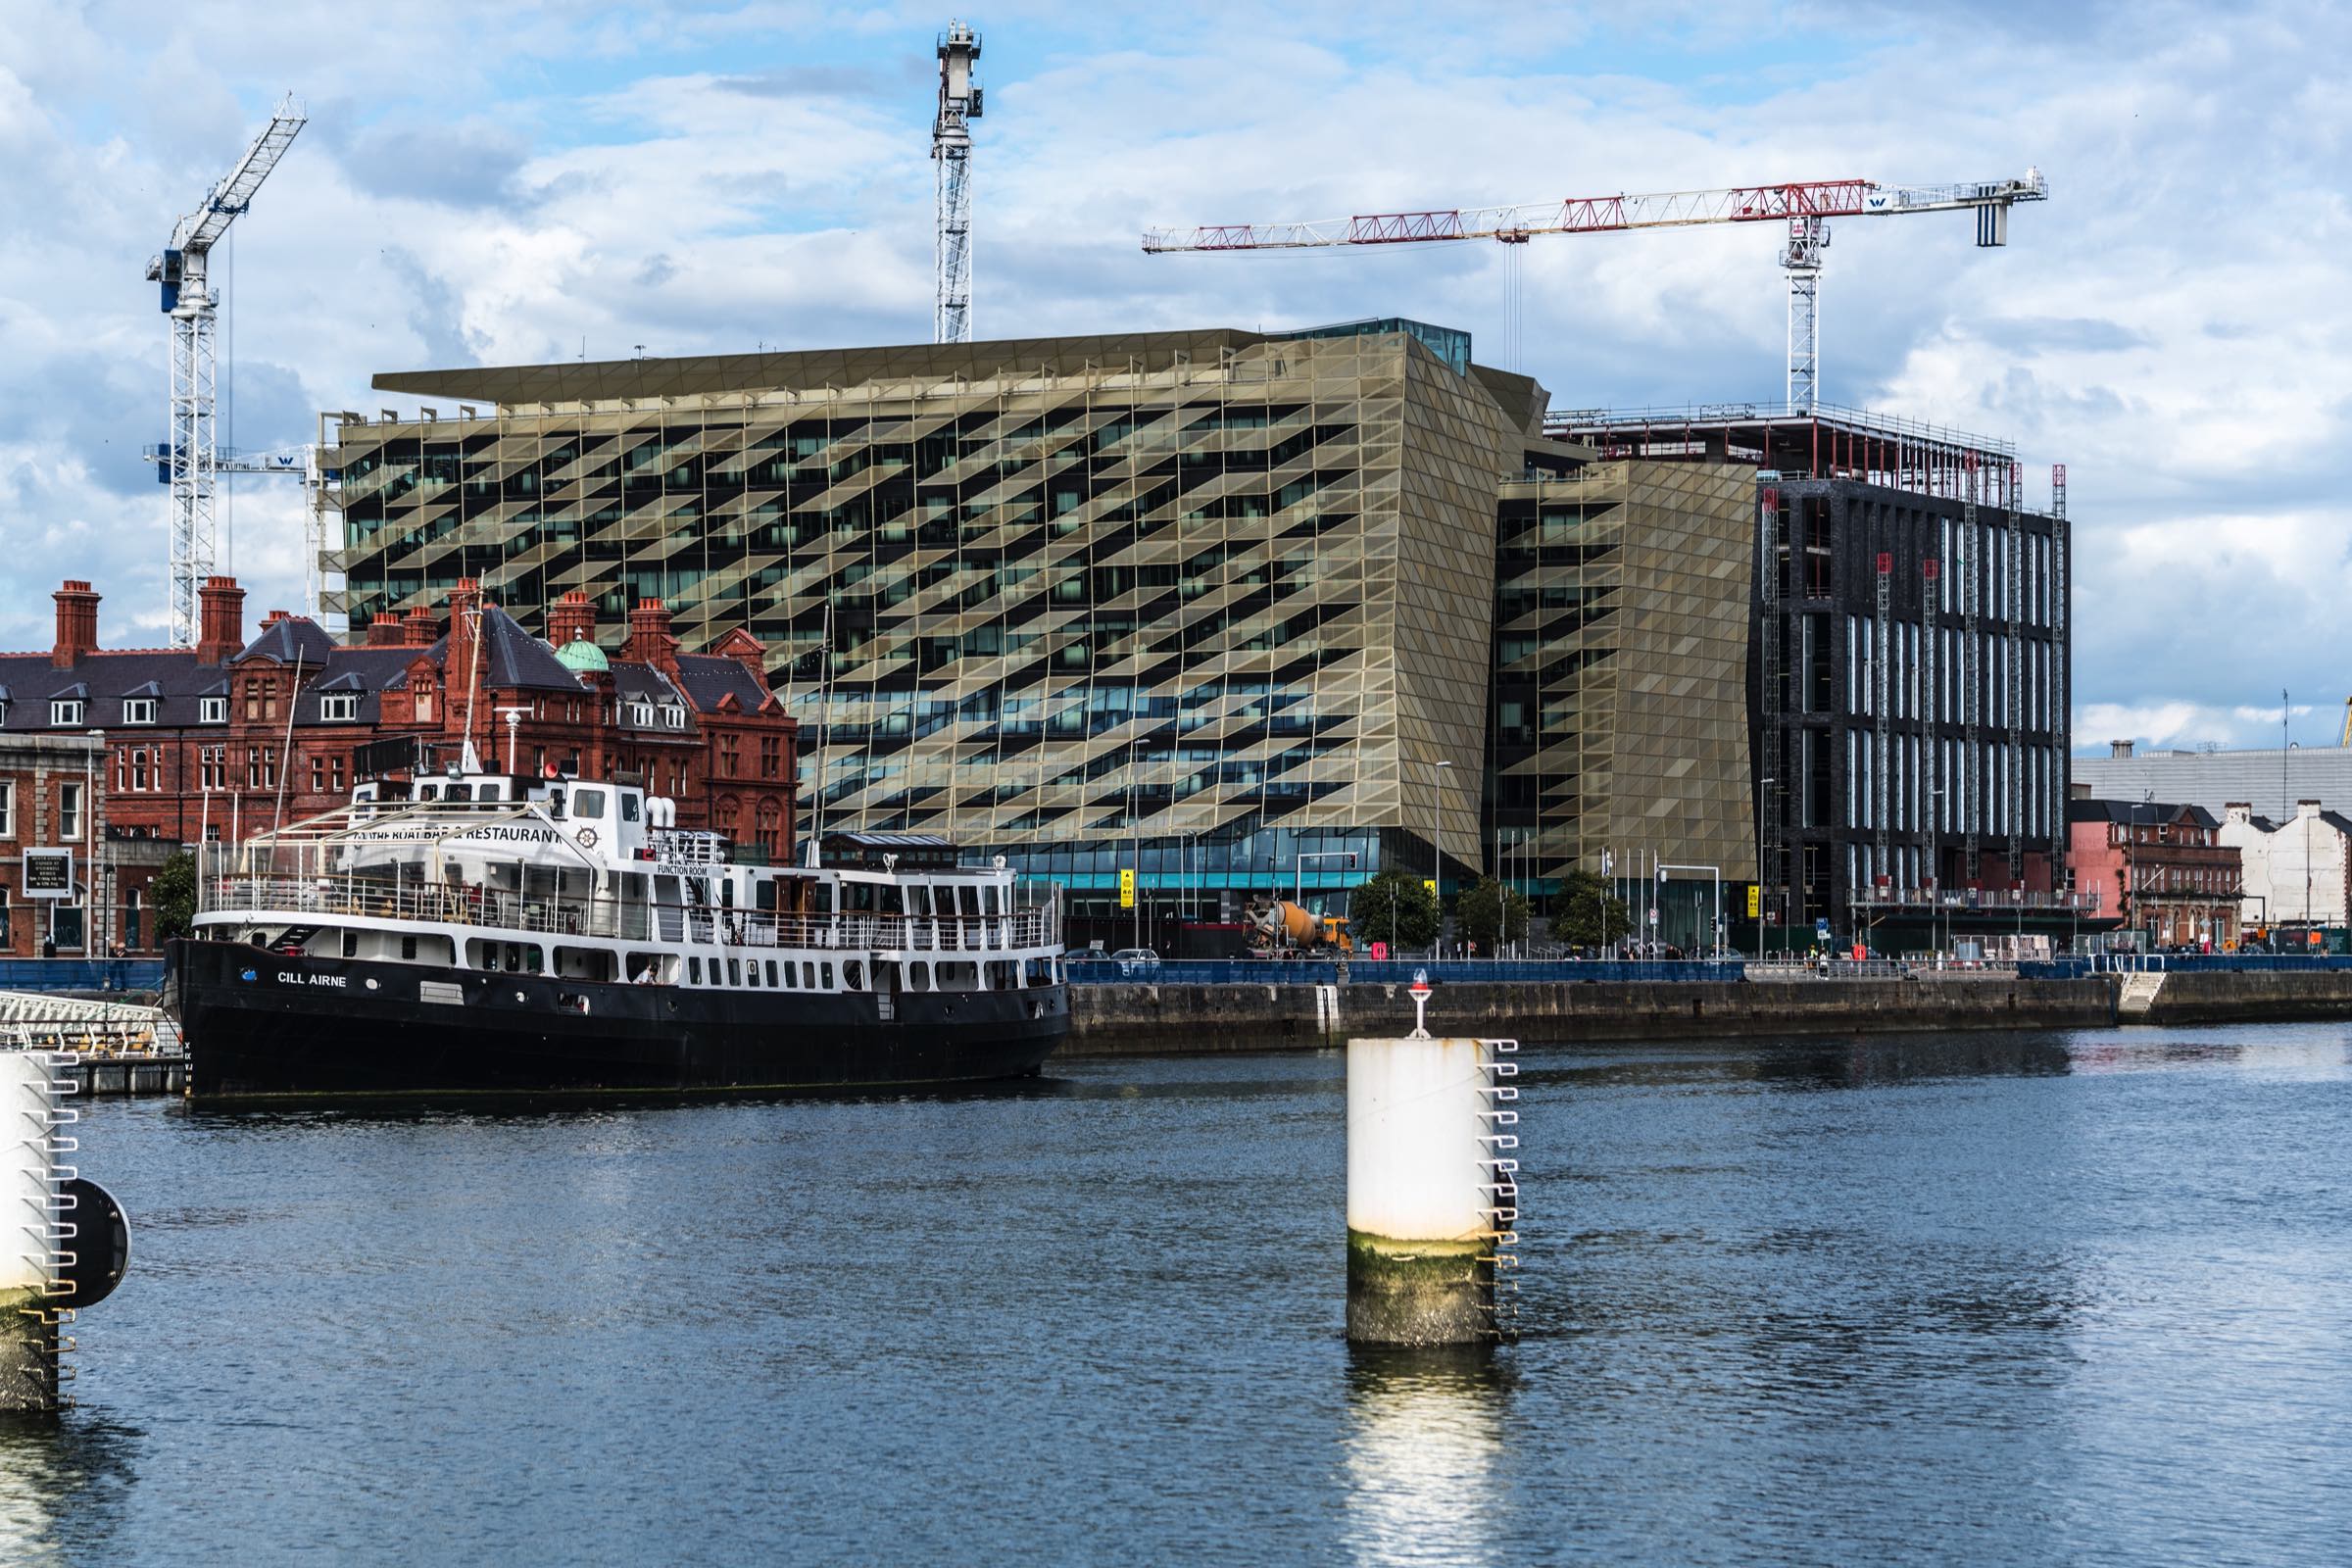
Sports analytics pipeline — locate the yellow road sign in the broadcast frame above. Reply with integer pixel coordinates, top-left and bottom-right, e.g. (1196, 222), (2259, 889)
(1422, 879), (1438, 898)
(1119, 868), (1136, 908)
(1746, 883), (1760, 918)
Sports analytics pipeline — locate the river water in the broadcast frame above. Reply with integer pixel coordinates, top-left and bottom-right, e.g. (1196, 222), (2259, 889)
(5, 1022), (2350, 1565)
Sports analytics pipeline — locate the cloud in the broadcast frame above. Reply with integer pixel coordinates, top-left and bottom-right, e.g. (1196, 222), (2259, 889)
(0, 0), (2347, 780)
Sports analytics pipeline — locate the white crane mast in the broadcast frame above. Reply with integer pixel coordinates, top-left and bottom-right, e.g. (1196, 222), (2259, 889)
(1143, 171), (2048, 413)
(146, 94), (306, 647)
(933, 22), (983, 343)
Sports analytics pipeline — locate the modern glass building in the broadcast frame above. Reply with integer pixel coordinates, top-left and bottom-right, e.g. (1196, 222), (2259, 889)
(327, 323), (1758, 942)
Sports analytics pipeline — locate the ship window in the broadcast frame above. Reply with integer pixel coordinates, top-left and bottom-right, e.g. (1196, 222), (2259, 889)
(908, 961), (930, 992)
(765, 960), (778, 986)
(958, 885), (979, 916)
(341, 931), (358, 957)
(689, 956), (703, 984)
(445, 784), (472, 803)
(401, 936), (418, 961)
(820, 962), (834, 989)
(909, 885), (932, 916)
(727, 958), (741, 986)
(803, 961), (815, 989)
(782, 963), (797, 990)
(845, 960), (863, 989)
(746, 961), (760, 988)
(620, 794), (641, 823)
(573, 789), (607, 820)
(938, 961), (978, 990)
(756, 879), (778, 912)
(545, 789), (564, 818)
(983, 885), (1002, 916)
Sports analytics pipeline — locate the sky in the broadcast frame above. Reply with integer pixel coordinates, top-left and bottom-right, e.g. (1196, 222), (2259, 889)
(0, 0), (2344, 754)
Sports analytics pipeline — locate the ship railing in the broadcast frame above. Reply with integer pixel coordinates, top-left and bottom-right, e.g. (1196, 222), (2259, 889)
(200, 876), (1061, 954)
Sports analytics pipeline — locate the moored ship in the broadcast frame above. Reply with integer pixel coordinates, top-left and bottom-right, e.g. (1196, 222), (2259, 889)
(167, 768), (1068, 1098)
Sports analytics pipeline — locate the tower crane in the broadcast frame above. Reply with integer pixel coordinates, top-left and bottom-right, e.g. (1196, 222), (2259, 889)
(146, 93), (307, 647)
(932, 22), (983, 343)
(1143, 170), (2048, 413)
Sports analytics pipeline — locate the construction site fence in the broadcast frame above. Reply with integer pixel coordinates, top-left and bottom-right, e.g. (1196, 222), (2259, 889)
(2021, 955), (2352, 980)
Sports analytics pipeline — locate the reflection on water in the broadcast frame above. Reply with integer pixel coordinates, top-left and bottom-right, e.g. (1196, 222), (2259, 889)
(1342, 1348), (1512, 1567)
(34, 1025), (2352, 1563)
(0, 1415), (140, 1567)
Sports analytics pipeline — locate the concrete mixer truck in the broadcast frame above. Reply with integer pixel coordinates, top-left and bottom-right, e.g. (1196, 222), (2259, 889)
(1247, 898), (1353, 957)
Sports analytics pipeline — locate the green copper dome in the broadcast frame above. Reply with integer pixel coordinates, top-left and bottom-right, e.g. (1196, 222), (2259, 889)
(554, 636), (610, 673)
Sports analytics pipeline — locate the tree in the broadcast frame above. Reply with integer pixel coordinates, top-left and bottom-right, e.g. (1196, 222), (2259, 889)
(1549, 869), (1629, 951)
(1347, 868), (1441, 951)
(1454, 876), (1532, 953)
(151, 850), (199, 946)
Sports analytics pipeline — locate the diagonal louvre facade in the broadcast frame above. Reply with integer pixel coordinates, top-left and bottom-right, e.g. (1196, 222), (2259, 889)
(329, 326), (1562, 928)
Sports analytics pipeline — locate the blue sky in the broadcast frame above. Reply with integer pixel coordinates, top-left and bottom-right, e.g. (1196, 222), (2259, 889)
(1, 0), (2344, 752)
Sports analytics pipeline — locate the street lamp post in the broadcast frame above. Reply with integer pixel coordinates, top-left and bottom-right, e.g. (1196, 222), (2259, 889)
(1431, 759), (1452, 956)
(1756, 775), (1776, 962)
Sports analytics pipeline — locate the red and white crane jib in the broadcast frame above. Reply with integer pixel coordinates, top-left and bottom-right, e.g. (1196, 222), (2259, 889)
(1141, 171), (2045, 253)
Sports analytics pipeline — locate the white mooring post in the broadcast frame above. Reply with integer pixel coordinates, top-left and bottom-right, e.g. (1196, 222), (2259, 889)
(1347, 977), (1519, 1345)
(2, 1049), (74, 1412)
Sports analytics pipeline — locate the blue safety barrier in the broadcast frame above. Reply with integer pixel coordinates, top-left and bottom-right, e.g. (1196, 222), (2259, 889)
(0, 959), (166, 994)
(1064, 957), (1746, 986)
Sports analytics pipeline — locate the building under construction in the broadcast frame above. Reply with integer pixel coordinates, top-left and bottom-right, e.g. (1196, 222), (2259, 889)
(1554, 403), (2080, 947)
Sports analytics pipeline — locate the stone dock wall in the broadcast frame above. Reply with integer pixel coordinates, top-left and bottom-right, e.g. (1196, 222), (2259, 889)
(1060, 968), (2352, 1055)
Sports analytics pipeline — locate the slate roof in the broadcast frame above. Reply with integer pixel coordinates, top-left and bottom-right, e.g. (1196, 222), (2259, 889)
(673, 655), (768, 714)
(2068, 798), (2221, 829)
(1, 606), (780, 738)
(236, 617), (338, 667)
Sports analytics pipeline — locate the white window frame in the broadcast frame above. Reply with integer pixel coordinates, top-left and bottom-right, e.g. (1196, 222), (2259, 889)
(664, 706), (687, 730)
(200, 696), (227, 724)
(319, 694), (360, 721)
(50, 700), (83, 727)
(0, 778), (14, 839)
(122, 697), (157, 725)
(629, 702), (654, 727)
(59, 780), (83, 842)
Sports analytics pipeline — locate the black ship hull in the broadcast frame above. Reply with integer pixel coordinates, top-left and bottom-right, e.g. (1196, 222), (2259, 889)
(167, 939), (1068, 1100)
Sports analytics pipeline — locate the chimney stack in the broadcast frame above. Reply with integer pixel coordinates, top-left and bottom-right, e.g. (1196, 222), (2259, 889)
(195, 575), (246, 664)
(548, 590), (597, 650)
(402, 606), (439, 647)
(367, 612), (406, 647)
(50, 581), (99, 668)
(2109, 739), (2136, 760)
(623, 597), (679, 675)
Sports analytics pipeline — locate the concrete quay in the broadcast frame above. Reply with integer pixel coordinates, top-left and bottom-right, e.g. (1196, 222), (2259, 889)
(1058, 968), (2352, 1055)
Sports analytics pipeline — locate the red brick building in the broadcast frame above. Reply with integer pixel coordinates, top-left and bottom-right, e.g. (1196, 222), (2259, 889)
(2066, 794), (2240, 950)
(0, 576), (798, 954)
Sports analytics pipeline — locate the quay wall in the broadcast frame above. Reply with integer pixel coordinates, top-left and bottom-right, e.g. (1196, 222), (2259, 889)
(1064, 977), (2121, 1055)
(2140, 968), (2352, 1026)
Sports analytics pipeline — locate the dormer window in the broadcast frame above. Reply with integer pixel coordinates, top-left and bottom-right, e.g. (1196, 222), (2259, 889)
(50, 700), (83, 727)
(320, 694), (359, 721)
(122, 698), (157, 725)
(663, 705), (687, 730)
(200, 697), (227, 724)
(630, 702), (655, 727)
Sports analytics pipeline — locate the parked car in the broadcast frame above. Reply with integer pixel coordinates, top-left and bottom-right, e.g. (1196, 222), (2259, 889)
(1109, 948), (1161, 975)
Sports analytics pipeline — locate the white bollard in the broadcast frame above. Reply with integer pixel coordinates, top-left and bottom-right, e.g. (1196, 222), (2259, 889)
(1, 1049), (71, 1412)
(1346, 1033), (1518, 1345)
